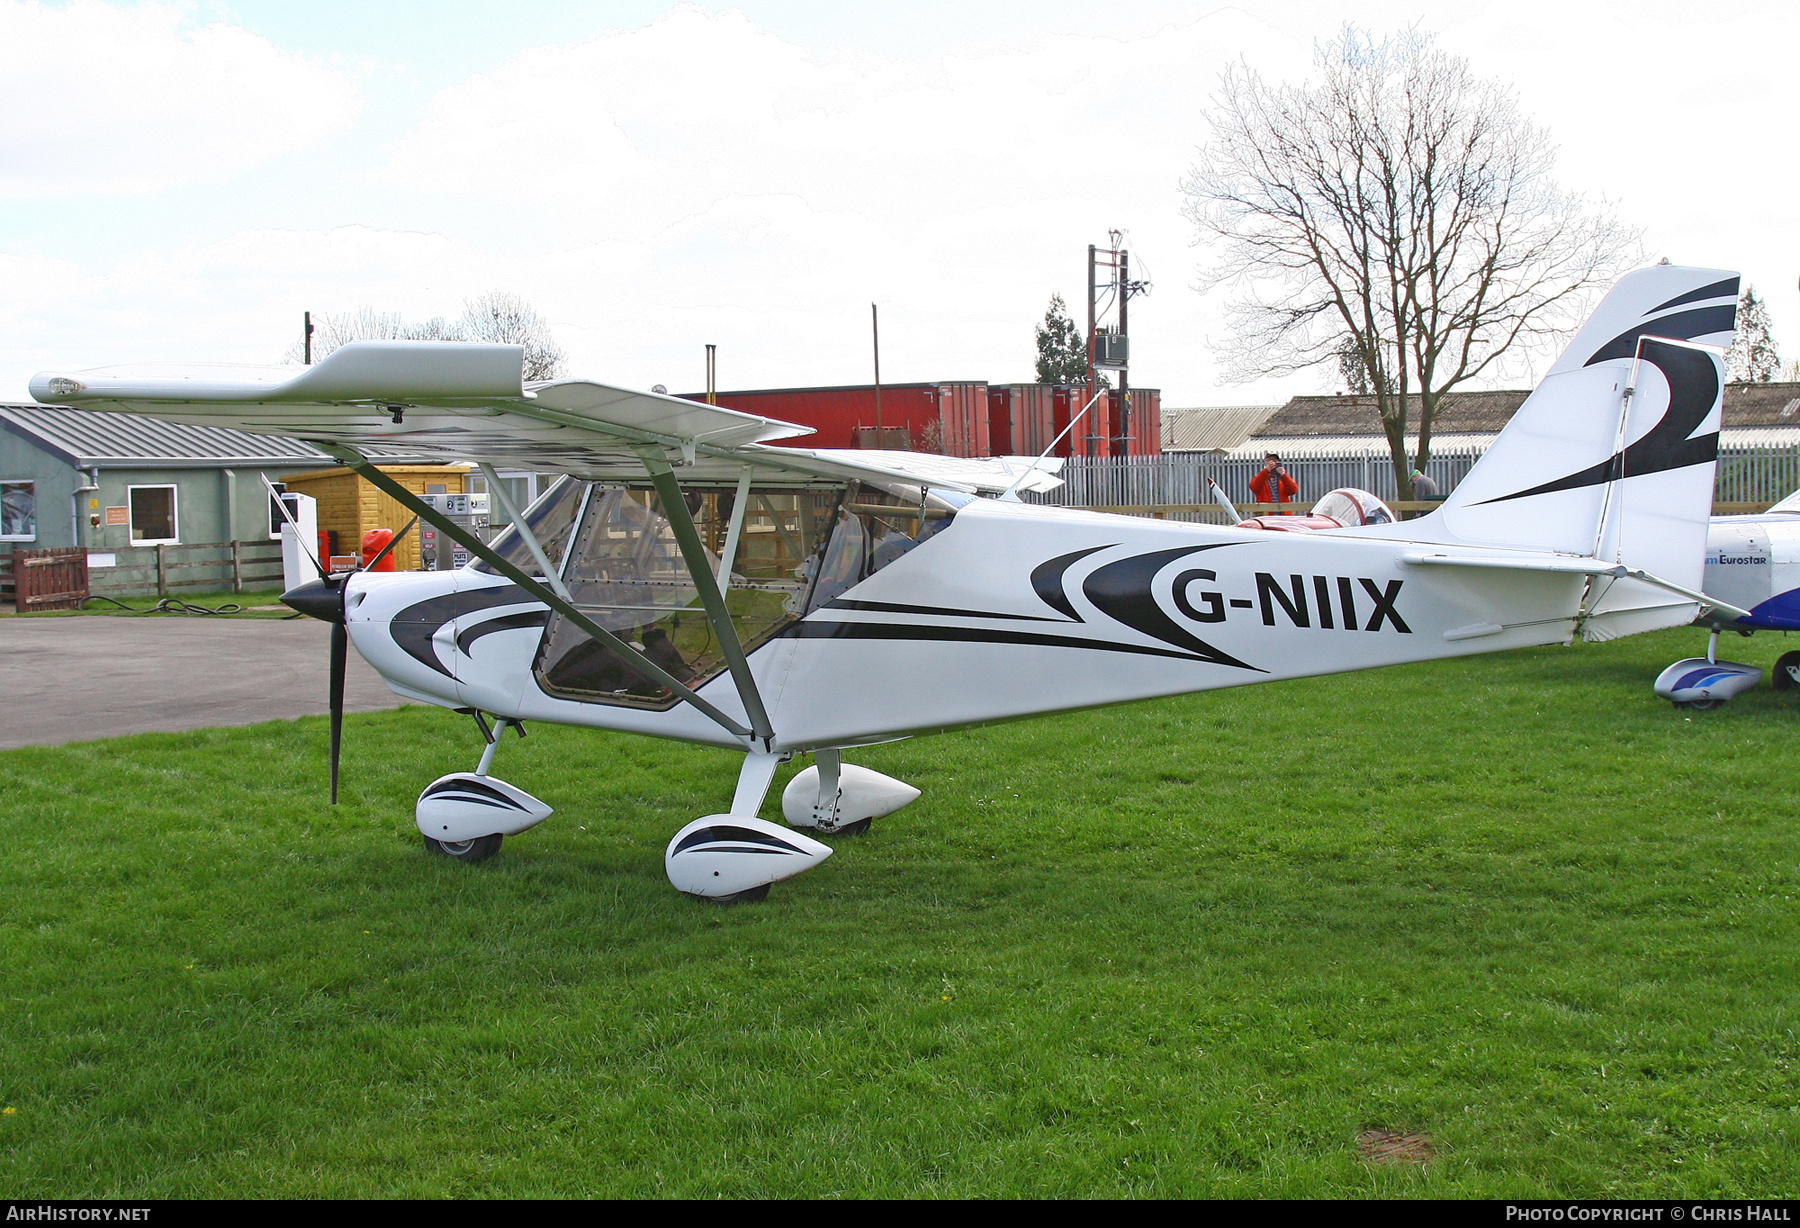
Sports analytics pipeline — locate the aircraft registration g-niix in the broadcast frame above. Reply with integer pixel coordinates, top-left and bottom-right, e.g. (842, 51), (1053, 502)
(1652, 489), (1800, 709)
(31, 264), (1740, 902)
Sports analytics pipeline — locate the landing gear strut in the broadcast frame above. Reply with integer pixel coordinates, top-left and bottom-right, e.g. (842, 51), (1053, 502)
(417, 712), (553, 861)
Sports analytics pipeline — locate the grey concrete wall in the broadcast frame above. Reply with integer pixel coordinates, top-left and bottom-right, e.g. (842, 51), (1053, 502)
(79, 465), (323, 596)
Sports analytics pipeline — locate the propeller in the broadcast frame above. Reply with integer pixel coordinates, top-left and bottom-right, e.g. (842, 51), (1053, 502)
(272, 493), (419, 804)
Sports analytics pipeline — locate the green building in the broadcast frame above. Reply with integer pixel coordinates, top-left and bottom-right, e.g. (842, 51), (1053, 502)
(0, 404), (348, 596)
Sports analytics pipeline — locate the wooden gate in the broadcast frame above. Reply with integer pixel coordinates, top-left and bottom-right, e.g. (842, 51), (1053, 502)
(12, 547), (89, 611)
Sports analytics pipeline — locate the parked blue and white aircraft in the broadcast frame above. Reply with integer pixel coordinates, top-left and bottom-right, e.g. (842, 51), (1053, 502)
(31, 264), (1740, 901)
(1653, 489), (1800, 708)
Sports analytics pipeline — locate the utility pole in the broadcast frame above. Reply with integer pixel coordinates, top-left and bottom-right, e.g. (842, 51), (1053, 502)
(1117, 249), (1129, 452)
(1085, 231), (1149, 458)
(1085, 245), (1097, 459)
(705, 344), (717, 405)
(303, 311), (315, 365)
(872, 302), (883, 448)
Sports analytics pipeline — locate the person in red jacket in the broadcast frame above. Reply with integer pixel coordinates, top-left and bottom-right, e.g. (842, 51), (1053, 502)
(1248, 453), (1298, 509)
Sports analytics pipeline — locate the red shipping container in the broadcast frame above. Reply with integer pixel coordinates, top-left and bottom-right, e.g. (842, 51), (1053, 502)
(933, 382), (989, 457)
(987, 387), (1014, 455)
(1107, 389), (1162, 456)
(688, 384), (941, 452)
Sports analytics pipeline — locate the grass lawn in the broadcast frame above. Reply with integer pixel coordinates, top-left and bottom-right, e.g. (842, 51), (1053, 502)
(2, 625), (1798, 1197)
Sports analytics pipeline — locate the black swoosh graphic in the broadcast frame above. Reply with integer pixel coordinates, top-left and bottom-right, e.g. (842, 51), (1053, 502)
(1647, 276), (1738, 316)
(1031, 545), (1111, 621)
(391, 585), (536, 678)
(456, 609), (550, 656)
(1081, 544), (1257, 670)
(825, 599), (1060, 622)
(785, 619), (1265, 670)
(672, 825), (809, 856)
(1479, 337), (1720, 505)
(1583, 304), (1735, 366)
(421, 776), (527, 809)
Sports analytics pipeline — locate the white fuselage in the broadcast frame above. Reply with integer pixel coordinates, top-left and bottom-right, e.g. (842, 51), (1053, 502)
(346, 498), (1588, 753)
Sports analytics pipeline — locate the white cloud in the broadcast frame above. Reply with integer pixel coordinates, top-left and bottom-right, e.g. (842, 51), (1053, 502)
(7, 2), (1795, 407)
(0, 0), (360, 197)
(368, 5), (1308, 399)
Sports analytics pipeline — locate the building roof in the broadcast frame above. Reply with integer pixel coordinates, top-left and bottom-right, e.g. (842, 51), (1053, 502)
(0, 404), (452, 470)
(1231, 426), (1796, 463)
(1229, 432), (1500, 461)
(1160, 404), (1282, 452)
(1717, 381), (1800, 426)
(1245, 382), (1800, 440)
(1255, 390), (1530, 437)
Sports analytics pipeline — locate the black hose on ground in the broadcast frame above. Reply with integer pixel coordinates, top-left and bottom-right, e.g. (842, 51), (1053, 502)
(79, 596), (250, 615)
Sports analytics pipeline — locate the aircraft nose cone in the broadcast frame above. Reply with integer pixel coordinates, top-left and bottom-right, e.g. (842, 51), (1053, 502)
(281, 577), (345, 624)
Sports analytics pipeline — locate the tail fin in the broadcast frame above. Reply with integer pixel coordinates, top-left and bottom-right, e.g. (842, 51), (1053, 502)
(1419, 265), (1736, 637)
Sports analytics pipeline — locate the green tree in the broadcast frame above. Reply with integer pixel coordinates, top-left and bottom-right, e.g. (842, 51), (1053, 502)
(1033, 294), (1106, 387)
(1727, 286), (1780, 382)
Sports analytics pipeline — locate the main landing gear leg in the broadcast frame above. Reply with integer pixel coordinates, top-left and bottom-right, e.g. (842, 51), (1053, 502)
(665, 749), (831, 905)
(416, 712), (553, 862)
(781, 749), (921, 836)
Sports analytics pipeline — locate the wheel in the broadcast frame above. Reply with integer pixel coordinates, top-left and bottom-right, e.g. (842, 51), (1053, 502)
(1774, 651), (1800, 692)
(424, 833), (503, 862)
(1677, 698), (1723, 711)
(691, 883), (770, 906)
(820, 818), (872, 837)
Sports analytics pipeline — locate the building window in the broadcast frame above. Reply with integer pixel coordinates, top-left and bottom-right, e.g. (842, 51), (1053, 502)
(128, 485), (178, 545)
(0, 481), (35, 541)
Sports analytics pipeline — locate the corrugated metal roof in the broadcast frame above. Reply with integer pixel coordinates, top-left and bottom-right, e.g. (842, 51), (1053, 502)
(1228, 426), (1799, 462)
(0, 404), (448, 469)
(1233, 382), (1800, 440)
(1161, 404), (1282, 452)
(1229, 433), (1498, 461)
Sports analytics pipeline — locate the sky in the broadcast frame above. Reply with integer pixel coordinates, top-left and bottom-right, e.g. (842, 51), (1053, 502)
(1, 0), (1795, 408)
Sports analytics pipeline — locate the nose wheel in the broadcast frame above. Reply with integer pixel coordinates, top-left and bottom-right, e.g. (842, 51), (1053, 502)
(415, 713), (552, 862)
(1774, 651), (1800, 691)
(425, 834), (504, 862)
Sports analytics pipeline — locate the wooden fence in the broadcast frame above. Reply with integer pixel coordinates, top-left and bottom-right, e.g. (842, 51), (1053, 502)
(8, 547), (90, 611)
(2, 540), (286, 604)
(96, 540), (286, 598)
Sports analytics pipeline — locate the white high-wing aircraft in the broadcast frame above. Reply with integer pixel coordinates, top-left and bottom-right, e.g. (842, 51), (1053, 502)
(31, 265), (1741, 902)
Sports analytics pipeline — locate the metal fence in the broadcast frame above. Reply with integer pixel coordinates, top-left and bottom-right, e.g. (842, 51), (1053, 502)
(1026, 442), (1800, 511)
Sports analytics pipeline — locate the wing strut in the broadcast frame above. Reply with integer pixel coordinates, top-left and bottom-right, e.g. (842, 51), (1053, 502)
(636, 449), (776, 746)
(318, 443), (757, 744)
(478, 462), (572, 602)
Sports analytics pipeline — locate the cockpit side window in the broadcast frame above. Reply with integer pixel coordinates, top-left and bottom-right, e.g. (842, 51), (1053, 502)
(533, 482), (845, 708)
(472, 475), (585, 581)
(799, 482), (961, 615)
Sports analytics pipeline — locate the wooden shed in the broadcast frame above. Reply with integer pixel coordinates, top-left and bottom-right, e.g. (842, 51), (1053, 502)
(279, 464), (471, 572)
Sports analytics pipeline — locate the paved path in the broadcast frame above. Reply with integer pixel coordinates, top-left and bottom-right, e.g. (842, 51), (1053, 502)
(0, 616), (417, 749)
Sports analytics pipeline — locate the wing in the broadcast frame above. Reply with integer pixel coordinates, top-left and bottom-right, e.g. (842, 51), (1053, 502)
(29, 341), (1062, 494)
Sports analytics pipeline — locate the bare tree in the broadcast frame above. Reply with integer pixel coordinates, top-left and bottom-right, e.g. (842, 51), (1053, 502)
(1181, 29), (1639, 497)
(287, 292), (566, 381)
(456, 291), (566, 382)
(1726, 286), (1780, 383)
